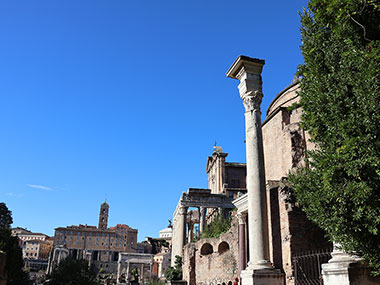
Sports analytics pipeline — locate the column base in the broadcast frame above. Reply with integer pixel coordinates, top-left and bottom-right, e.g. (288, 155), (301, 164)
(322, 253), (380, 285)
(241, 263), (284, 285)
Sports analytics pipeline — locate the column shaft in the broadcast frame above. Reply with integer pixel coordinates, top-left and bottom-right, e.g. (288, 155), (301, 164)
(126, 262), (130, 285)
(244, 103), (269, 266)
(238, 214), (247, 272)
(171, 206), (187, 266)
(199, 207), (206, 233)
(188, 222), (194, 243)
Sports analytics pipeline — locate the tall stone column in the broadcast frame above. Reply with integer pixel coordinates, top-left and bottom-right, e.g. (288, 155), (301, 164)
(227, 56), (269, 268)
(117, 259), (122, 284)
(227, 56), (283, 285)
(188, 222), (194, 243)
(140, 264), (144, 284)
(126, 262), (130, 285)
(199, 207), (206, 233)
(238, 213), (247, 273)
(171, 205), (187, 266)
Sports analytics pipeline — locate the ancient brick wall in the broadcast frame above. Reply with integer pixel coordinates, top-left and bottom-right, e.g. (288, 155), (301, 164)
(268, 180), (331, 285)
(183, 215), (239, 285)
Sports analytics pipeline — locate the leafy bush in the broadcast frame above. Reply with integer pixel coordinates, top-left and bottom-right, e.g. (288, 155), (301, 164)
(47, 258), (98, 285)
(200, 213), (231, 239)
(164, 256), (182, 281)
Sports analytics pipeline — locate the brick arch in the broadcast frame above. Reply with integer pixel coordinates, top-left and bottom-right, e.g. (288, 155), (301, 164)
(200, 243), (213, 255)
(218, 241), (230, 254)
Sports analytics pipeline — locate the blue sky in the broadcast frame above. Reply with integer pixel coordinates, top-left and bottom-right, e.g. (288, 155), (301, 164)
(0, 0), (307, 240)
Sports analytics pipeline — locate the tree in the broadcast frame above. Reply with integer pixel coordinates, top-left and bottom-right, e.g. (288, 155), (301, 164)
(164, 256), (182, 281)
(289, 0), (380, 274)
(47, 258), (97, 285)
(0, 203), (12, 229)
(0, 202), (27, 284)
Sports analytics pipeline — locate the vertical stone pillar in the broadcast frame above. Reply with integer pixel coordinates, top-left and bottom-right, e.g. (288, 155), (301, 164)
(140, 264), (144, 284)
(238, 213), (247, 273)
(188, 222), (194, 243)
(117, 259), (122, 284)
(227, 56), (269, 269)
(126, 262), (130, 285)
(227, 56), (283, 285)
(171, 205), (187, 266)
(199, 207), (206, 233)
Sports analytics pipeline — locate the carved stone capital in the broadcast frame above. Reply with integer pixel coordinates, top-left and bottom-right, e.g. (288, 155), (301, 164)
(179, 206), (188, 215)
(237, 212), (246, 225)
(241, 91), (263, 112)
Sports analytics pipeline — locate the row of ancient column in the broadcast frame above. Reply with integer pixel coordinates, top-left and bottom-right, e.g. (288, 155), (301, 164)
(117, 261), (153, 284)
(172, 205), (208, 266)
(175, 206), (207, 250)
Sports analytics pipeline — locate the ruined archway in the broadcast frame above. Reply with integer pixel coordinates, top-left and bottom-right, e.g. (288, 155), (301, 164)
(218, 241), (230, 254)
(200, 243), (213, 255)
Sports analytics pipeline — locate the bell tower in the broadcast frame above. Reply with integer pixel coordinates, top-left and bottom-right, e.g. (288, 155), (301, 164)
(98, 201), (109, 230)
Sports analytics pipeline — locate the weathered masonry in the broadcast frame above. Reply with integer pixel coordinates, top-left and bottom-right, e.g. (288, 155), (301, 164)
(171, 187), (236, 265)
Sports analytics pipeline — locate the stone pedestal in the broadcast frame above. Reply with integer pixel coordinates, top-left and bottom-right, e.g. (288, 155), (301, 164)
(322, 244), (380, 285)
(241, 269), (284, 285)
(171, 205), (187, 266)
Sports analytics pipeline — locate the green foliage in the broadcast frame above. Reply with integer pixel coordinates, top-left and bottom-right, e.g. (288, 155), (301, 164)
(164, 255), (182, 281)
(130, 268), (139, 281)
(289, 0), (380, 275)
(0, 203), (13, 229)
(0, 202), (28, 285)
(200, 213), (231, 239)
(47, 258), (98, 285)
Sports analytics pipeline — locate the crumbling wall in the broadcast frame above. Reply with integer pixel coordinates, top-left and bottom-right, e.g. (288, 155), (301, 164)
(183, 215), (239, 285)
(268, 180), (331, 285)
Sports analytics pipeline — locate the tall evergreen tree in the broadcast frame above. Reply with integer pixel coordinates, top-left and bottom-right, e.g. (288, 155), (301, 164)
(290, 0), (380, 274)
(0, 202), (27, 284)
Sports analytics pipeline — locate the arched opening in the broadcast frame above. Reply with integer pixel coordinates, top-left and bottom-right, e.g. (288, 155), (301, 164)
(228, 281), (232, 285)
(71, 249), (78, 259)
(200, 243), (213, 255)
(93, 250), (99, 261)
(218, 241), (230, 254)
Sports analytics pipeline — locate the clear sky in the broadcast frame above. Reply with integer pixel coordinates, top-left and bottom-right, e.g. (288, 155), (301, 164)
(0, 0), (307, 240)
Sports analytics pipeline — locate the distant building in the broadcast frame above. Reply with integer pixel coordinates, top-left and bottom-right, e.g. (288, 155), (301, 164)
(11, 227), (51, 260)
(159, 227), (172, 239)
(206, 146), (247, 199)
(49, 201), (138, 274)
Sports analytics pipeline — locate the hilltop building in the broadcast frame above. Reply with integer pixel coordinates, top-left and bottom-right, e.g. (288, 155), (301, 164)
(48, 201), (137, 274)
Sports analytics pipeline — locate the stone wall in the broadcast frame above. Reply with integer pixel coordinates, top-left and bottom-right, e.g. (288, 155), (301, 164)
(262, 83), (309, 182)
(183, 215), (239, 285)
(268, 180), (331, 285)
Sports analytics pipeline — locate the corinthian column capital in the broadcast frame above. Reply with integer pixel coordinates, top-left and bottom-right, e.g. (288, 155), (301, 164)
(237, 212), (246, 225)
(226, 56), (265, 115)
(241, 91), (263, 113)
